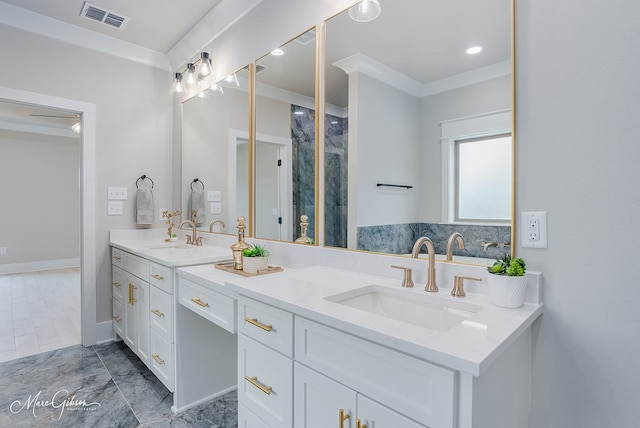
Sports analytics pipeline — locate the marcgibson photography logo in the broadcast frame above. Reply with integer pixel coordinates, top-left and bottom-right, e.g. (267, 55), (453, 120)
(10, 389), (101, 420)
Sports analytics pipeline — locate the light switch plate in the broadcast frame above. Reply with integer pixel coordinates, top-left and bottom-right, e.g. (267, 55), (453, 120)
(108, 201), (123, 216)
(210, 202), (222, 214)
(207, 190), (222, 202)
(107, 187), (128, 200)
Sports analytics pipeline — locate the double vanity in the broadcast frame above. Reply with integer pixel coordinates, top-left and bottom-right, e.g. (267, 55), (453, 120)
(110, 230), (542, 428)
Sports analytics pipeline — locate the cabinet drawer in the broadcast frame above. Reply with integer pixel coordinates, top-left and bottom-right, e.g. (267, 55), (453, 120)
(112, 266), (126, 303)
(238, 403), (272, 428)
(150, 330), (174, 392)
(295, 317), (456, 428)
(238, 298), (293, 357)
(239, 335), (292, 428)
(111, 247), (124, 268)
(150, 286), (173, 342)
(179, 277), (236, 333)
(112, 298), (125, 339)
(149, 262), (172, 294)
(123, 252), (149, 281)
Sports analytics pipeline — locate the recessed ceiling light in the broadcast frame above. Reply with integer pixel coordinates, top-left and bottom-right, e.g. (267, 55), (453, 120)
(466, 46), (483, 55)
(271, 48), (286, 56)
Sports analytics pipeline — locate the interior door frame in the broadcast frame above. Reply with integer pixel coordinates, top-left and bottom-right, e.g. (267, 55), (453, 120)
(0, 85), (98, 347)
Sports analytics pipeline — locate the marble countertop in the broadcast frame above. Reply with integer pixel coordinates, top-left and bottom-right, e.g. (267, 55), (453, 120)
(177, 263), (543, 377)
(110, 239), (232, 267)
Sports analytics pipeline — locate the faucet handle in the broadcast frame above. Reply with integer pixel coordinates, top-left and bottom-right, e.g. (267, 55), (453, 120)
(185, 235), (192, 245)
(391, 265), (414, 288)
(451, 275), (482, 297)
(195, 236), (203, 246)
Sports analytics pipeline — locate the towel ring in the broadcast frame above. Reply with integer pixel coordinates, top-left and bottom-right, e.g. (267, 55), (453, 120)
(136, 175), (154, 189)
(191, 178), (205, 190)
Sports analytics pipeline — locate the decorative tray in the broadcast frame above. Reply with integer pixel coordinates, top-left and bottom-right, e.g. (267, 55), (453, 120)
(214, 259), (283, 277)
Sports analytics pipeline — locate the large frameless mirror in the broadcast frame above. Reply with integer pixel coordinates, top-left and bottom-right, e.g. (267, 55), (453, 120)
(181, 66), (251, 234)
(253, 27), (318, 243)
(324, 0), (514, 263)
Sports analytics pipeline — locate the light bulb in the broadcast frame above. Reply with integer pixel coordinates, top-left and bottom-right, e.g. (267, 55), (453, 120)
(173, 73), (184, 94)
(72, 122), (81, 133)
(223, 73), (240, 87)
(349, 0), (381, 22)
(198, 52), (211, 78)
(185, 63), (197, 86)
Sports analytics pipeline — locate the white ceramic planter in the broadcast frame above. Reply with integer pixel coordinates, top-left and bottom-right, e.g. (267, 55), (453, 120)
(487, 273), (528, 308)
(242, 256), (269, 274)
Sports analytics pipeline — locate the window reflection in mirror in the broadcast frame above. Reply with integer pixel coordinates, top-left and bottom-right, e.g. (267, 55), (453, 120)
(181, 66), (251, 234)
(324, 0), (514, 262)
(254, 27), (317, 243)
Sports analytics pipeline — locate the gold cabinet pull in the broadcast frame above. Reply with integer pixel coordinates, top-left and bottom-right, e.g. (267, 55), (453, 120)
(339, 409), (350, 428)
(244, 376), (272, 395)
(151, 309), (165, 317)
(152, 354), (165, 365)
(112, 282), (121, 287)
(112, 315), (121, 323)
(112, 255), (121, 261)
(151, 274), (164, 281)
(129, 283), (137, 305)
(356, 419), (366, 428)
(191, 298), (209, 308)
(244, 317), (273, 332)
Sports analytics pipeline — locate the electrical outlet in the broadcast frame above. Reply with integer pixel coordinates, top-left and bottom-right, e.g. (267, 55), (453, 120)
(521, 211), (547, 248)
(107, 187), (128, 200)
(210, 202), (222, 214)
(108, 201), (123, 216)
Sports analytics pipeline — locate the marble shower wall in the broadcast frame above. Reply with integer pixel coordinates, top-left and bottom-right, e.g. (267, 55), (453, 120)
(324, 113), (348, 248)
(357, 223), (511, 259)
(291, 105), (316, 241)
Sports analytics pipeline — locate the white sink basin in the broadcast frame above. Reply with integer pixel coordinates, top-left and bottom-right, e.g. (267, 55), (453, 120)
(325, 285), (482, 331)
(146, 244), (192, 250)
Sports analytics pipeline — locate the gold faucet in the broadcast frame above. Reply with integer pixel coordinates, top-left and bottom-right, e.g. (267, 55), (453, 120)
(411, 237), (438, 292)
(179, 219), (202, 246)
(446, 232), (465, 261)
(209, 220), (226, 233)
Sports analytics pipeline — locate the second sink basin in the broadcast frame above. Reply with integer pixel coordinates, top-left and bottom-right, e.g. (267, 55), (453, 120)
(325, 285), (481, 331)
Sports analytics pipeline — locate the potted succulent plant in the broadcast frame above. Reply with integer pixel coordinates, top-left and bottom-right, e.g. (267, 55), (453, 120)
(486, 254), (528, 308)
(242, 243), (270, 274)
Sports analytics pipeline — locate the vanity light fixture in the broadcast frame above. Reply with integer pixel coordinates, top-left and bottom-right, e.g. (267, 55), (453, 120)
(349, 0), (381, 22)
(208, 84), (224, 96)
(223, 73), (240, 87)
(72, 121), (81, 133)
(172, 51), (215, 94)
(270, 48), (286, 56)
(466, 46), (483, 55)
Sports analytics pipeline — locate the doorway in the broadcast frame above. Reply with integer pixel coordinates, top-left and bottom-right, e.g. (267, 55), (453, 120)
(0, 85), (98, 351)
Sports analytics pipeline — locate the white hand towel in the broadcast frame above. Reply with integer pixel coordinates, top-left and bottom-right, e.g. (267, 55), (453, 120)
(136, 188), (154, 225)
(190, 189), (206, 225)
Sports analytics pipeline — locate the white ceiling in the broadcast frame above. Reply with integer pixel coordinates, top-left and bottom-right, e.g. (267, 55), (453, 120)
(0, 0), (223, 53)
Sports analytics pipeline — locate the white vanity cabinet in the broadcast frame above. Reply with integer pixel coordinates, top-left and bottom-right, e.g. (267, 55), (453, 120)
(237, 297), (294, 428)
(110, 247), (175, 391)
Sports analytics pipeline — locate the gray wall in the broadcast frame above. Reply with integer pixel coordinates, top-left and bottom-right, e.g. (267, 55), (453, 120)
(0, 23), (173, 323)
(517, 0), (640, 426)
(0, 130), (79, 264)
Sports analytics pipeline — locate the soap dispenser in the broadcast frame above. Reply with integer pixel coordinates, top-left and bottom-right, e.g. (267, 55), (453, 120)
(230, 216), (251, 270)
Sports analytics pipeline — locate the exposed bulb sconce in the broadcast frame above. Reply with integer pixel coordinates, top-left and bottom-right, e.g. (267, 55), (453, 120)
(208, 84), (224, 96)
(72, 122), (81, 133)
(172, 51), (215, 94)
(349, 0), (381, 22)
(223, 73), (240, 87)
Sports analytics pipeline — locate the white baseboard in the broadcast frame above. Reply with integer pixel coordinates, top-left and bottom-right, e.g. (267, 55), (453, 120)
(0, 258), (80, 275)
(171, 386), (237, 415)
(93, 321), (116, 346)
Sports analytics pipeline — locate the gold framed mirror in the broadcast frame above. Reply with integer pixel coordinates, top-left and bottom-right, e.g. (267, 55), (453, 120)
(323, 0), (515, 264)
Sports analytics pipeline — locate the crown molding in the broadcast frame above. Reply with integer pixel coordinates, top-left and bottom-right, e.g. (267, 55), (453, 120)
(0, 2), (171, 70)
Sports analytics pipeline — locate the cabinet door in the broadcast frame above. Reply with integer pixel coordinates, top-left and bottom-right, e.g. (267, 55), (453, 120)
(135, 280), (150, 365)
(238, 404), (271, 428)
(294, 362), (357, 428)
(124, 276), (138, 350)
(358, 395), (426, 428)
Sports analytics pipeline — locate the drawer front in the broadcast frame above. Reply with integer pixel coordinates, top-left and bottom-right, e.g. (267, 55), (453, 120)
(150, 330), (174, 392)
(238, 298), (293, 357)
(149, 262), (172, 294)
(111, 247), (124, 268)
(358, 394), (427, 428)
(112, 298), (125, 338)
(238, 403), (272, 428)
(178, 277), (236, 333)
(123, 252), (149, 281)
(112, 266), (126, 303)
(294, 317), (456, 428)
(150, 286), (173, 342)
(238, 335), (292, 428)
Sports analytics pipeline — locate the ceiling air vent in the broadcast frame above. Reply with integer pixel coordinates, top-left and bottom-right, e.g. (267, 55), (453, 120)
(294, 29), (316, 46)
(80, 2), (129, 30)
